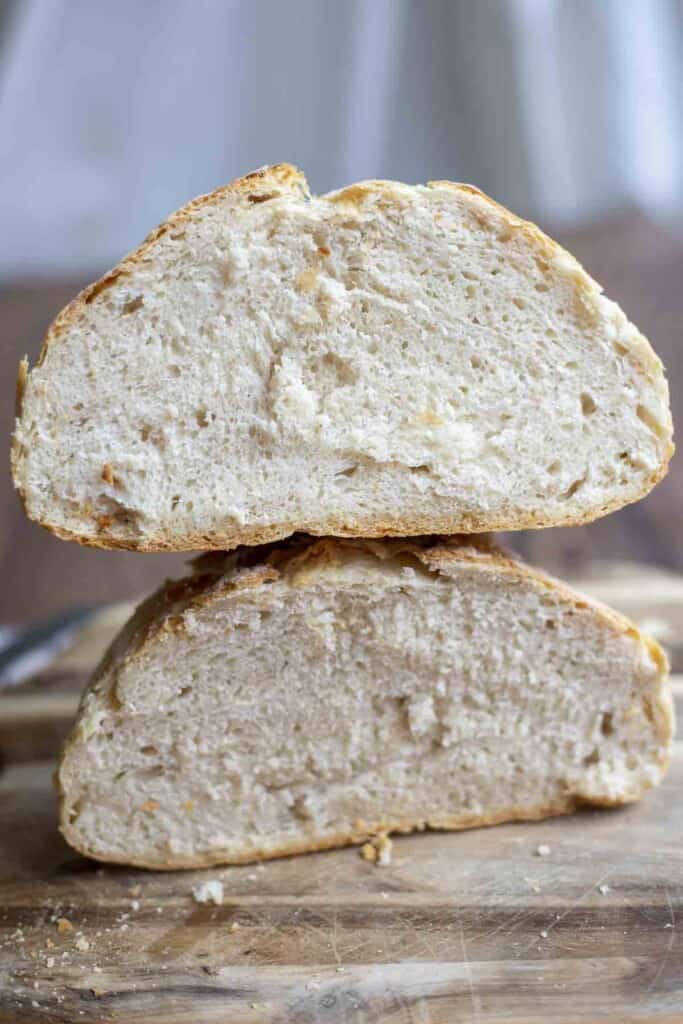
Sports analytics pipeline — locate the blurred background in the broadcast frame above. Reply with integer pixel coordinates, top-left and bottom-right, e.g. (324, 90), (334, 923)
(1, 0), (681, 626)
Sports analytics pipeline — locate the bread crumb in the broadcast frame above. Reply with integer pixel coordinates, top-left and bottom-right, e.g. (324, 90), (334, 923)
(130, 900), (140, 911)
(101, 463), (115, 485)
(46, 957), (55, 968)
(229, 922), (240, 933)
(535, 844), (551, 857)
(598, 884), (610, 895)
(360, 833), (393, 866)
(540, 929), (548, 939)
(375, 834), (393, 866)
(192, 880), (224, 906)
(45, 939), (55, 949)
(128, 885), (141, 897)
(295, 267), (318, 293)
(75, 937), (90, 952)
(56, 919), (73, 934)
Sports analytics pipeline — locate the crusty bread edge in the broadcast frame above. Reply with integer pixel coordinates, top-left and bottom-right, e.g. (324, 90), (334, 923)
(56, 536), (673, 869)
(57, 800), (593, 871)
(20, 475), (673, 552)
(12, 165), (673, 550)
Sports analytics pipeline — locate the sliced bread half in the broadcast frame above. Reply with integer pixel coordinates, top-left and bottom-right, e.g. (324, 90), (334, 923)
(57, 536), (672, 869)
(13, 165), (672, 551)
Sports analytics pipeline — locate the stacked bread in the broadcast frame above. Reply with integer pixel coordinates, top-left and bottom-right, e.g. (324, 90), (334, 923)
(12, 165), (674, 869)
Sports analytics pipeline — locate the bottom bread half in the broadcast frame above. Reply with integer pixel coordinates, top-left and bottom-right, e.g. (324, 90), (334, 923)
(57, 536), (673, 869)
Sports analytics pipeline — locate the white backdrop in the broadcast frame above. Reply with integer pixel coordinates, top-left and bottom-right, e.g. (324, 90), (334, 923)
(0, 0), (681, 277)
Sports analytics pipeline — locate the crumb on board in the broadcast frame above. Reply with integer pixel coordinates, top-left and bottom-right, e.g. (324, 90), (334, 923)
(56, 919), (73, 934)
(128, 885), (141, 897)
(360, 833), (393, 866)
(598, 884), (610, 895)
(192, 880), (224, 906)
(75, 937), (90, 953)
(229, 922), (240, 933)
(535, 844), (551, 857)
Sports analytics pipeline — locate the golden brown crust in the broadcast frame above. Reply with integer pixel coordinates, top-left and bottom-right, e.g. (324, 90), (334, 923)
(18, 454), (672, 553)
(13, 167), (672, 551)
(56, 535), (673, 868)
(61, 799), (583, 871)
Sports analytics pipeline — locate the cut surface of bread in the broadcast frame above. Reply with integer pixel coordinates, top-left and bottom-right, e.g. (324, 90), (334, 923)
(13, 164), (672, 551)
(57, 536), (673, 869)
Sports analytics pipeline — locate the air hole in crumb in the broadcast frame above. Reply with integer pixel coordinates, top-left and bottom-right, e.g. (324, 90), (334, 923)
(601, 712), (614, 737)
(614, 341), (628, 356)
(336, 465), (358, 478)
(470, 354), (482, 369)
(140, 745), (158, 756)
(546, 461), (561, 475)
(636, 403), (664, 438)
(122, 295), (144, 315)
(512, 297), (526, 310)
(545, 619), (556, 629)
(179, 686), (193, 698)
(169, 365), (181, 378)
(195, 408), (209, 428)
(535, 282), (550, 293)
(580, 393), (597, 416)
(465, 284), (477, 300)
(562, 476), (585, 499)
(171, 495), (180, 509)
(565, 360), (578, 369)
(583, 749), (600, 767)
(411, 465), (432, 475)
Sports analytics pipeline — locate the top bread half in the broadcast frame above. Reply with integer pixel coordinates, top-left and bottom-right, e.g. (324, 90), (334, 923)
(12, 164), (673, 551)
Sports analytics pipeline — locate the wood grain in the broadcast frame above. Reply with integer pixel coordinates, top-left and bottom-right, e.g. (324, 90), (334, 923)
(1, 755), (682, 1023)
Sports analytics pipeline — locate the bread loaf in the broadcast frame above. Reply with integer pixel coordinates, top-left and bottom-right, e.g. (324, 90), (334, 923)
(13, 165), (672, 551)
(57, 536), (672, 869)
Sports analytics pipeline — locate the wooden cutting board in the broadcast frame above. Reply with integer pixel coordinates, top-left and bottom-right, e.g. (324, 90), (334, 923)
(1, 563), (683, 1023)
